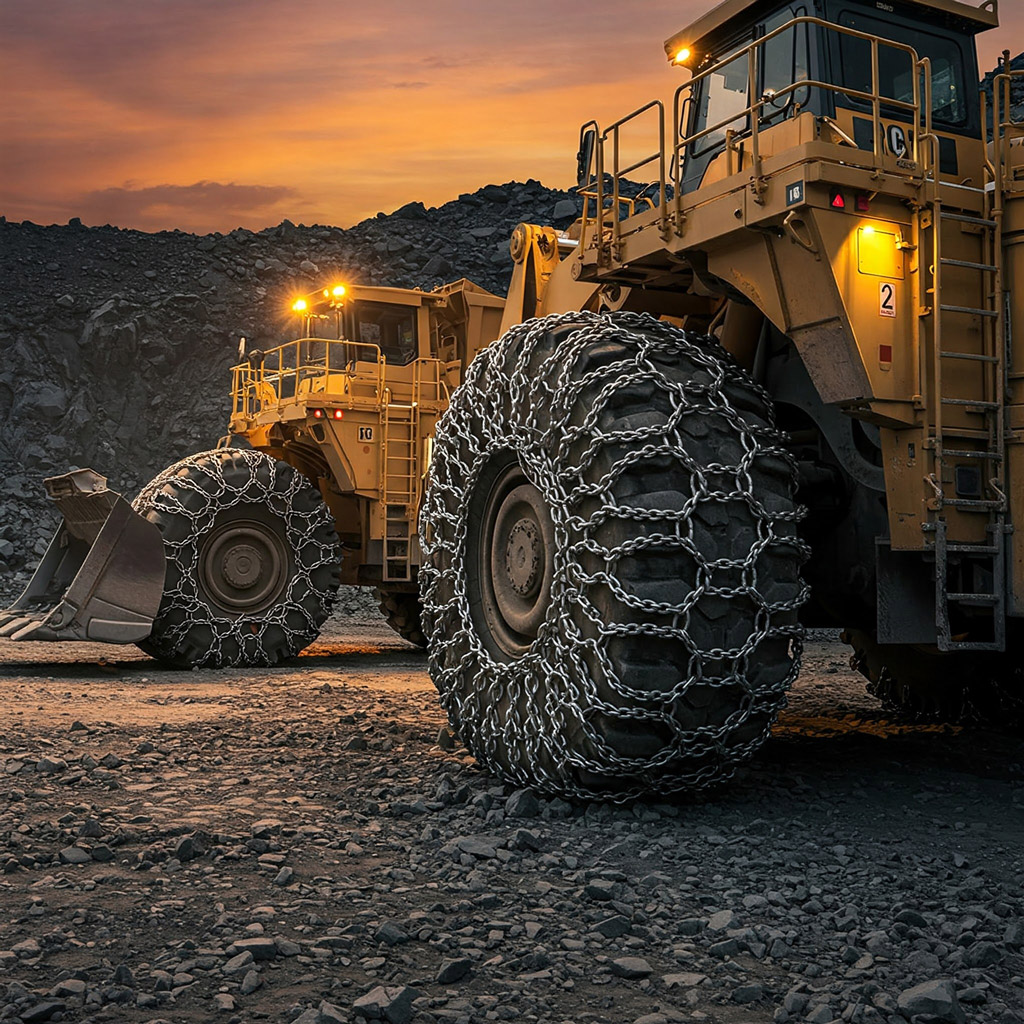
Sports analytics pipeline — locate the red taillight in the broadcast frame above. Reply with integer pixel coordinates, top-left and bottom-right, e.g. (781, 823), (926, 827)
(313, 409), (323, 419)
(333, 409), (344, 420)
(856, 193), (870, 213)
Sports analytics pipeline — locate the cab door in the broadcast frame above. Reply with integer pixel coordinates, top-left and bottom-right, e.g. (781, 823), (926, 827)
(681, 3), (820, 193)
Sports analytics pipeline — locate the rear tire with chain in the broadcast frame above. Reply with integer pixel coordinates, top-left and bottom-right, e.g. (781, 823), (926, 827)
(844, 627), (1024, 724)
(133, 448), (340, 668)
(420, 311), (808, 799)
(375, 589), (427, 648)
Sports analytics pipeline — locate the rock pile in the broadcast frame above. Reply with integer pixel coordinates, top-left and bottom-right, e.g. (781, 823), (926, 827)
(0, 180), (584, 586)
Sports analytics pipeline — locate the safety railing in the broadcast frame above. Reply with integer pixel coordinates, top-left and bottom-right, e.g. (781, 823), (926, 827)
(231, 337), (385, 419)
(577, 16), (933, 265)
(412, 356), (446, 407)
(983, 54), (1023, 204)
(576, 105), (670, 261)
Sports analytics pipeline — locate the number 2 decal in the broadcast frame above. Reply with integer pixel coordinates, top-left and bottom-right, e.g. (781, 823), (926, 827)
(879, 282), (896, 318)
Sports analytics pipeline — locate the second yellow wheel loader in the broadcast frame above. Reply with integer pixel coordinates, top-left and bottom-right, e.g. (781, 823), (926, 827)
(2, 0), (1021, 799)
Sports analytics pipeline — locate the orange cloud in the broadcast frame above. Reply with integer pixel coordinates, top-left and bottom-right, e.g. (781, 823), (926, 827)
(0, 0), (1019, 233)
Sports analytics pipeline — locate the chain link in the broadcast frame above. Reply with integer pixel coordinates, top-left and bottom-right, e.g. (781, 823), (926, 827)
(133, 448), (338, 667)
(420, 311), (809, 800)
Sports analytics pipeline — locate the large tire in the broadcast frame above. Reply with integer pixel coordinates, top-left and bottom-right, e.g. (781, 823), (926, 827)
(844, 627), (1024, 724)
(419, 311), (808, 799)
(133, 448), (340, 668)
(375, 589), (427, 648)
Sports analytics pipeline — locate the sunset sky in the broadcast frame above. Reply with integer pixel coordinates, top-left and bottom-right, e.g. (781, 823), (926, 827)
(1, 0), (1019, 234)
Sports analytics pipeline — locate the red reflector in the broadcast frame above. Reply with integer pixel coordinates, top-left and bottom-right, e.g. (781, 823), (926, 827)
(879, 345), (893, 363)
(333, 409), (344, 420)
(856, 193), (870, 212)
(830, 190), (846, 209)
(313, 409), (323, 419)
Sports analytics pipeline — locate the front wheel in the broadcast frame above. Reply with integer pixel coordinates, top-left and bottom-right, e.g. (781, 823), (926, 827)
(134, 449), (340, 667)
(420, 311), (808, 799)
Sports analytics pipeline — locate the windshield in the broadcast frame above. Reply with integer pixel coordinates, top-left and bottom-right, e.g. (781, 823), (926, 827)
(349, 301), (418, 366)
(837, 9), (968, 125)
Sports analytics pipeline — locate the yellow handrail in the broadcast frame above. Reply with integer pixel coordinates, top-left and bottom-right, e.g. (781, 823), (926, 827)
(578, 14), (933, 263)
(230, 337), (385, 417)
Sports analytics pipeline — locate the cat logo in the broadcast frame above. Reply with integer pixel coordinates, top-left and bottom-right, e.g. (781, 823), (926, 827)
(886, 124), (908, 158)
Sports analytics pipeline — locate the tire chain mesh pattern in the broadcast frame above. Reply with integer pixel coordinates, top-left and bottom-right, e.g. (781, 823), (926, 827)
(133, 448), (340, 668)
(419, 310), (809, 800)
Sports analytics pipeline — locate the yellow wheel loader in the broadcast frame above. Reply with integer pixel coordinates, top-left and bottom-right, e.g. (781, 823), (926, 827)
(3, 0), (1021, 799)
(0, 280), (506, 664)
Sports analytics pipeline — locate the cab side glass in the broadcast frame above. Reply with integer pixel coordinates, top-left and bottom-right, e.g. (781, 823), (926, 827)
(691, 55), (750, 154)
(836, 10), (967, 126)
(761, 6), (810, 120)
(577, 126), (597, 189)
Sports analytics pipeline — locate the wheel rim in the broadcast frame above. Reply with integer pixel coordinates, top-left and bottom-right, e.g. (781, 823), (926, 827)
(199, 515), (289, 615)
(470, 459), (555, 659)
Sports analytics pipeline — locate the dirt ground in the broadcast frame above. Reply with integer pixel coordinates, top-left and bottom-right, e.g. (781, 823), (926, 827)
(0, 605), (1021, 1024)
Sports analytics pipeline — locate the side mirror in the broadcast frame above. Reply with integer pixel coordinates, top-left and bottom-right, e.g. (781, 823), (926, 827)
(576, 124), (597, 189)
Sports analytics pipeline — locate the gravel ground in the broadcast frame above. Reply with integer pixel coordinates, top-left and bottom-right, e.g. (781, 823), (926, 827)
(0, 601), (1022, 1024)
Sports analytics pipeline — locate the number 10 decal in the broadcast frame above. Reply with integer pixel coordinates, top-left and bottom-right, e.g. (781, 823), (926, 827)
(879, 282), (896, 318)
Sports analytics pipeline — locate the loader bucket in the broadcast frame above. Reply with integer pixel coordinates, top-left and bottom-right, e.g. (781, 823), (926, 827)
(0, 468), (165, 644)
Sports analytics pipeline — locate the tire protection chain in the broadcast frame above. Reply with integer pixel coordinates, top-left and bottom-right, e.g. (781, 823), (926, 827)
(420, 311), (810, 800)
(133, 448), (338, 666)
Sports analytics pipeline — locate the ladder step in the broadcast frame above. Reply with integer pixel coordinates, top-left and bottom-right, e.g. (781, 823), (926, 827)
(937, 427), (993, 439)
(939, 258), (999, 272)
(947, 593), (999, 606)
(940, 448), (1002, 460)
(942, 497), (1004, 509)
(946, 543), (1001, 554)
(939, 398), (999, 409)
(942, 640), (1004, 652)
(939, 212), (997, 227)
(939, 304), (999, 318)
(940, 351), (998, 363)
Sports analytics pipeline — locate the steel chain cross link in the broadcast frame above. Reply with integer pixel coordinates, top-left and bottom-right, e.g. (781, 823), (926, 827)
(420, 310), (809, 801)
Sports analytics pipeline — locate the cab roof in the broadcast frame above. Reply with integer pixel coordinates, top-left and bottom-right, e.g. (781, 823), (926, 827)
(664, 0), (999, 68)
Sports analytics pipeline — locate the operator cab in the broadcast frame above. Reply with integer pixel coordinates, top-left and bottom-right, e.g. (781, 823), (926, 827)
(668, 0), (995, 193)
(296, 289), (421, 367)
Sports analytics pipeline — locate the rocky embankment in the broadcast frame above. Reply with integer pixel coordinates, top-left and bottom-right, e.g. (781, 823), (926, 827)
(0, 181), (583, 583)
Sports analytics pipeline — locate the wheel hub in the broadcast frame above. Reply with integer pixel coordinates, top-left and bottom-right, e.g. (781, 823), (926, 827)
(468, 457), (556, 660)
(200, 517), (289, 615)
(504, 519), (541, 597)
(221, 544), (263, 589)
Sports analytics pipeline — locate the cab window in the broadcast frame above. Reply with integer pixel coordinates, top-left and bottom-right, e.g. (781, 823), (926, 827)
(836, 10), (967, 125)
(691, 54), (750, 155)
(350, 301), (418, 366)
(761, 5), (810, 120)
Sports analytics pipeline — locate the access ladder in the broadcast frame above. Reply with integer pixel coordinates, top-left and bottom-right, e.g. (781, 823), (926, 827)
(380, 400), (417, 583)
(918, 177), (1007, 651)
